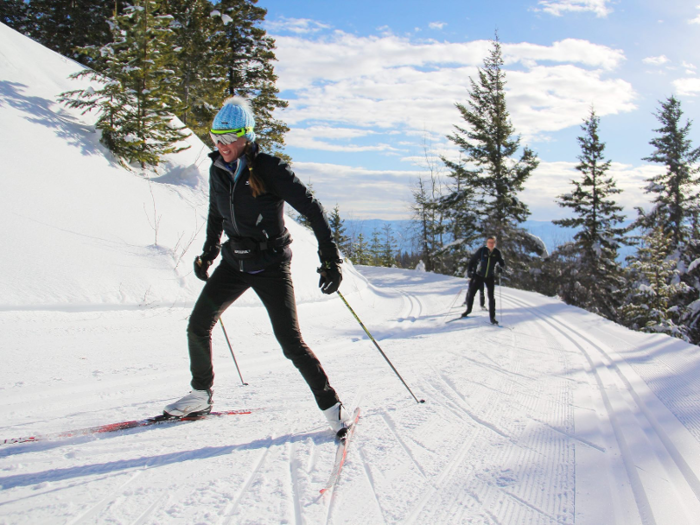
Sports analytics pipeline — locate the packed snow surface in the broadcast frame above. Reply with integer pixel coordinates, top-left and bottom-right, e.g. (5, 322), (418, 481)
(4, 272), (700, 524)
(3, 21), (700, 525)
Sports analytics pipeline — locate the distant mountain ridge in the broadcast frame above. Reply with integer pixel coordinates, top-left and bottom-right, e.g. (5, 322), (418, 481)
(342, 219), (573, 254)
(343, 218), (635, 260)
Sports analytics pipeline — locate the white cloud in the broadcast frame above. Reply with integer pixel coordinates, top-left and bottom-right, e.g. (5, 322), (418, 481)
(683, 61), (698, 76)
(536, 0), (613, 18)
(508, 65), (636, 139)
(271, 31), (634, 146)
(523, 161), (659, 221)
(286, 127), (398, 152)
(265, 17), (331, 34)
(674, 77), (700, 96)
(292, 162), (424, 219)
(643, 55), (669, 66)
(429, 22), (447, 30)
(291, 159), (659, 221)
(274, 35), (624, 92)
(691, 5), (700, 24)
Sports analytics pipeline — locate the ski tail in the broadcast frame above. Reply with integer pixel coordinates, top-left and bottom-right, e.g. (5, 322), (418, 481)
(2, 409), (253, 446)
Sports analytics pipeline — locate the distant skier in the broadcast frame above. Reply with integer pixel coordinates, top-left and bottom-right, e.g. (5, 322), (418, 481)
(461, 236), (505, 325)
(164, 97), (350, 437)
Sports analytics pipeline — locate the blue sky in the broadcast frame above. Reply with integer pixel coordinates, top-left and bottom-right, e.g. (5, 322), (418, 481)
(255, 0), (700, 221)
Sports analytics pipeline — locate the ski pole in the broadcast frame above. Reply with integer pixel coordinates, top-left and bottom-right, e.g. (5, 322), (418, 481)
(220, 319), (248, 386)
(439, 281), (465, 323)
(336, 291), (425, 404)
(497, 276), (501, 322)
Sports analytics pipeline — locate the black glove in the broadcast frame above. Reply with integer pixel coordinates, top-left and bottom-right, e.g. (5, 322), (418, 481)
(317, 259), (343, 294)
(467, 269), (475, 279)
(495, 265), (504, 276)
(193, 243), (220, 282)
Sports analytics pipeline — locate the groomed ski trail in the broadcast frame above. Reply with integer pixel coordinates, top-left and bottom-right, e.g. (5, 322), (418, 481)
(4, 268), (700, 523)
(502, 292), (700, 525)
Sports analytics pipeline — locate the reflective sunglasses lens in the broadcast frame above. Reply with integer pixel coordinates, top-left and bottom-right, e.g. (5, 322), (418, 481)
(210, 132), (237, 146)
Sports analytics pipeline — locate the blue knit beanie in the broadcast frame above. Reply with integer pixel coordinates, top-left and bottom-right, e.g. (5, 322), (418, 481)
(211, 97), (256, 142)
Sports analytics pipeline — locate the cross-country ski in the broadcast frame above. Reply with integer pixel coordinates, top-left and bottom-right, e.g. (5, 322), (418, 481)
(1, 410), (253, 446)
(320, 407), (361, 495)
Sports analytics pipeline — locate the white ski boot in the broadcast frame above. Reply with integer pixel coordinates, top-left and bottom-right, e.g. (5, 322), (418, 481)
(164, 389), (213, 418)
(323, 402), (352, 438)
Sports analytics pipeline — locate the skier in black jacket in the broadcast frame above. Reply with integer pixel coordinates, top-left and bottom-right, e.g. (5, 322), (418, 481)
(164, 98), (350, 436)
(461, 236), (505, 324)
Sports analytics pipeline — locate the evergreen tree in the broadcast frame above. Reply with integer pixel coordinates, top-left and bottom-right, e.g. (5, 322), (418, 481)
(350, 233), (371, 266)
(60, 0), (189, 169)
(26, 1), (124, 67)
(368, 229), (383, 266)
(211, 0), (289, 154)
(437, 162), (480, 275)
(634, 96), (700, 341)
(442, 34), (541, 283)
(552, 109), (628, 320)
(379, 223), (397, 267)
(328, 204), (350, 257)
(621, 227), (691, 340)
(636, 96), (700, 249)
(161, 0), (228, 140)
(0, 0), (29, 33)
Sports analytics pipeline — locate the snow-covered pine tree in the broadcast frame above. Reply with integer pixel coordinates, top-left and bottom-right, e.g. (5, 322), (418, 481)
(60, 0), (190, 169)
(634, 96), (700, 341)
(442, 34), (541, 284)
(620, 227), (691, 340)
(211, 0), (289, 155)
(437, 161), (480, 276)
(161, 0), (228, 141)
(636, 96), (700, 249)
(552, 108), (628, 320)
(25, 0), (122, 67)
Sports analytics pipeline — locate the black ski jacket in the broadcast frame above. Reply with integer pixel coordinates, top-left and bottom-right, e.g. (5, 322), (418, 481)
(468, 246), (505, 280)
(204, 148), (339, 272)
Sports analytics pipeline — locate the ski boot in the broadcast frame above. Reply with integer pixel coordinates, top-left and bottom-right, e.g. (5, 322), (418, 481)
(323, 402), (352, 439)
(164, 389), (213, 418)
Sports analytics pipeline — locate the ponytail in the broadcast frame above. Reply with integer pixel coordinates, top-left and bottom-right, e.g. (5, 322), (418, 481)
(244, 141), (265, 197)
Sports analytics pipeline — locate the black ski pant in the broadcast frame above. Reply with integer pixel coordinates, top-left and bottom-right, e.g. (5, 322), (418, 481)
(465, 275), (496, 320)
(187, 259), (340, 411)
(464, 279), (485, 307)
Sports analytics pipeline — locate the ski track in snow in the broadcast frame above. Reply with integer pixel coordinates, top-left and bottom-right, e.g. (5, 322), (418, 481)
(2, 269), (700, 524)
(503, 293), (700, 525)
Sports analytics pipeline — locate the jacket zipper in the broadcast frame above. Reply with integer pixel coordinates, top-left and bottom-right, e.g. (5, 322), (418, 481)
(228, 175), (244, 271)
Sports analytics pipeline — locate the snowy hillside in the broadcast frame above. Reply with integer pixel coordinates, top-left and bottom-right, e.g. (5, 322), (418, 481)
(0, 22), (367, 309)
(4, 21), (700, 525)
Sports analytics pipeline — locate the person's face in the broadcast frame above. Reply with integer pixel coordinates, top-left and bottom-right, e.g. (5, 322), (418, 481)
(216, 136), (247, 163)
(487, 238), (496, 250)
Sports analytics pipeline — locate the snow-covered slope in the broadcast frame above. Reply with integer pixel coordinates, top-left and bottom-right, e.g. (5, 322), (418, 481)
(0, 21), (368, 310)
